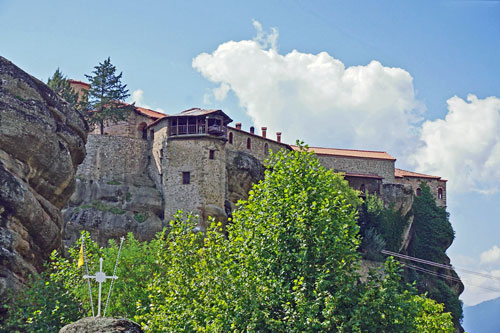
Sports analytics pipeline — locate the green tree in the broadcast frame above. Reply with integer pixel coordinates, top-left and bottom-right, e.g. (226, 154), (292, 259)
(47, 68), (79, 108)
(83, 57), (133, 134)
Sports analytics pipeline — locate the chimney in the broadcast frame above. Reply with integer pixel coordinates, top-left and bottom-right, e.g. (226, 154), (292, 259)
(250, 126), (255, 134)
(261, 127), (267, 138)
(235, 123), (242, 130)
(276, 132), (282, 143)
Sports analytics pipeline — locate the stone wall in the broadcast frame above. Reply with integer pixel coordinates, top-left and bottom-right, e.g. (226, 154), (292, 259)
(317, 155), (395, 183)
(395, 177), (447, 208)
(227, 127), (290, 162)
(90, 111), (152, 138)
(163, 136), (227, 227)
(77, 134), (148, 181)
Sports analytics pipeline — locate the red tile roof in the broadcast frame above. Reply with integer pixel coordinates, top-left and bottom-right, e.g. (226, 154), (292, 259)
(69, 79), (90, 88)
(395, 168), (446, 181)
(135, 106), (167, 119)
(291, 145), (396, 161)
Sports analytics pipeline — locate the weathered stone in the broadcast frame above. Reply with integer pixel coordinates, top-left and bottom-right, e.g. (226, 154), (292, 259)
(0, 56), (87, 307)
(62, 134), (164, 248)
(59, 317), (142, 333)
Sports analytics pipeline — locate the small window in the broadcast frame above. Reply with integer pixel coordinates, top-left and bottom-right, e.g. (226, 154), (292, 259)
(160, 173), (163, 184)
(209, 150), (215, 160)
(247, 138), (251, 149)
(150, 129), (155, 140)
(360, 184), (366, 192)
(182, 172), (190, 184)
(438, 188), (443, 199)
(250, 126), (255, 134)
(229, 132), (233, 144)
(264, 143), (269, 156)
(416, 188), (422, 196)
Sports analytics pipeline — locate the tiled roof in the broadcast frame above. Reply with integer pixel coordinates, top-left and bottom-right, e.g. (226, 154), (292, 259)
(69, 79), (90, 88)
(395, 168), (445, 181)
(291, 145), (396, 161)
(135, 106), (167, 119)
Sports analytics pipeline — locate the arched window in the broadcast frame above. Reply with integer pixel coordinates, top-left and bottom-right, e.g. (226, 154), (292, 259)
(250, 126), (255, 134)
(229, 132), (233, 144)
(138, 122), (148, 139)
(264, 143), (269, 155)
(416, 187), (422, 196)
(438, 188), (443, 199)
(247, 138), (251, 149)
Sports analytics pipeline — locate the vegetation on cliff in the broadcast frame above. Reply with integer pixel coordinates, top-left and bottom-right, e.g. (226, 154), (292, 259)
(1, 145), (454, 332)
(358, 184), (463, 327)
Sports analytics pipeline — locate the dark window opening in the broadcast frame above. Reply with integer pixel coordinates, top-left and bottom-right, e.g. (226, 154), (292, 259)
(416, 187), (422, 196)
(229, 132), (233, 144)
(360, 184), (366, 192)
(250, 126), (255, 134)
(160, 173), (163, 184)
(264, 143), (269, 156)
(438, 188), (443, 199)
(209, 150), (215, 160)
(182, 172), (191, 184)
(247, 138), (251, 149)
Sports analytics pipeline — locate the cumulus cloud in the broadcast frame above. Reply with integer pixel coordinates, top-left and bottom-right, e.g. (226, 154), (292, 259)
(452, 251), (500, 306)
(129, 89), (166, 114)
(192, 21), (423, 156)
(481, 245), (500, 265)
(412, 95), (500, 193)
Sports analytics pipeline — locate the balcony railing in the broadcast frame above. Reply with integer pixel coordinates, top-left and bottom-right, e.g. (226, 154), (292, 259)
(169, 124), (226, 138)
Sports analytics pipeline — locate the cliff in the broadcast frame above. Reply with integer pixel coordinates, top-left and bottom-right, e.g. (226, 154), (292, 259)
(0, 56), (87, 307)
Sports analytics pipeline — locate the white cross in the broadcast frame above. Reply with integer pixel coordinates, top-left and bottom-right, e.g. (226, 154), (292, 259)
(83, 257), (118, 316)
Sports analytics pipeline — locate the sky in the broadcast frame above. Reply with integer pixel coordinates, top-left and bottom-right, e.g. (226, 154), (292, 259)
(1, 0), (500, 306)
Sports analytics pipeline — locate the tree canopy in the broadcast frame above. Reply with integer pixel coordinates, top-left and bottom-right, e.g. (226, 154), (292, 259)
(47, 68), (79, 108)
(83, 57), (133, 134)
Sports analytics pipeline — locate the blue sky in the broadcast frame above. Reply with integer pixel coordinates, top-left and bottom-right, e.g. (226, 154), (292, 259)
(1, 0), (500, 306)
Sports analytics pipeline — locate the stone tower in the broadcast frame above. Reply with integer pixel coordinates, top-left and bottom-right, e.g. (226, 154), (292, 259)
(161, 109), (232, 228)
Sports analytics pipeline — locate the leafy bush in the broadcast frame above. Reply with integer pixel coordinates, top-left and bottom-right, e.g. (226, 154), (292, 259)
(133, 212), (148, 223)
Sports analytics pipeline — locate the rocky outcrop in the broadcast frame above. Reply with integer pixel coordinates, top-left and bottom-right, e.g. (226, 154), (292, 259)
(62, 135), (164, 248)
(226, 150), (265, 213)
(0, 56), (87, 305)
(59, 317), (142, 333)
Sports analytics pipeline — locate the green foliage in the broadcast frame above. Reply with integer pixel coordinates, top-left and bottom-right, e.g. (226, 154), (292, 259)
(133, 212), (148, 223)
(106, 180), (121, 185)
(125, 192), (132, 201)
(3, 145), (455, 332)
(82, 57), (133, 134)
(47, 68), (79, 108)
(359, 193), (410, 252)
(1, 272), (81, 332)
(407, 183), (462, 326)
(361, 227), (386, 261)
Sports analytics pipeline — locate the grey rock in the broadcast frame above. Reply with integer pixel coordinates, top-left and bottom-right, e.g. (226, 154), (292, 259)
(59, 317), (142, 333)
(0, 56), (87, 307)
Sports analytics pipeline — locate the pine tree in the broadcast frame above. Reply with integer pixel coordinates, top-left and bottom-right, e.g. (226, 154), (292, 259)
(47, 68), (79, 108)
(83, 57), (133, 134)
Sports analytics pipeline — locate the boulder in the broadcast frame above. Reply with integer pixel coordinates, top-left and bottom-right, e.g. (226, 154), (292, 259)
(59, 317), (142, 333)
(0, 56), (87, 306)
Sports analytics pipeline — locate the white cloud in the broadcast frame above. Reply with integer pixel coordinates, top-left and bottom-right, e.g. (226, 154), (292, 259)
(480, 245), (500, 265)
(192, 21), (423, 156)
(129, 89), (166, 114)
(412, 95), (500, 193)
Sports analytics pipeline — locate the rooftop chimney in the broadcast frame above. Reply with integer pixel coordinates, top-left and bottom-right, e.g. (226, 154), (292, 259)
(250, 126), (255, 134)
(261, 127), (267, 138)
(235, 123), (242, 130)
(276, 132), (282, 143)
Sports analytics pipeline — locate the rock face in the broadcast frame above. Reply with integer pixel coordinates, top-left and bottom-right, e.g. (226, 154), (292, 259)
(59, 317), (142, 333)
(226, 150), (265, 212)
(0, 57), (87, 304)
(62, 134), (164, 248)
